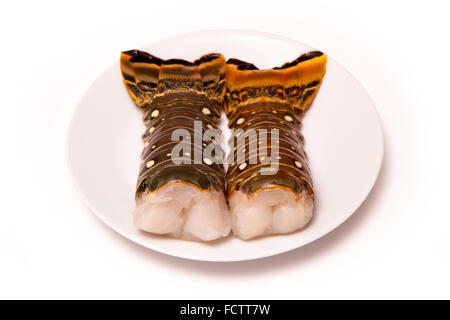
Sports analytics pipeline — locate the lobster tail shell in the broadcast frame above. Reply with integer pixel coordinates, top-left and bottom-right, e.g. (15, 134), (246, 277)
(225, 51), (327, 196)
(120, 50), (227, 195)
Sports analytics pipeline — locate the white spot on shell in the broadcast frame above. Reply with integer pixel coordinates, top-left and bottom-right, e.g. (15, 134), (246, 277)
(185, 152), (190, 156)
(272, 110), (277, 114)
(152, 145), (156, 149)
(284, 115), (294, 122)
(239, 163), (247, 170)
(207, 124), (213, 129)
(151, 110), (159, 118)
(202, 107), (211, 115)
(236, 118), (245, 125)
(149, 127), (155, 133)
(295, 161), (302, 168)
(203, 158), (213, 165)
(167, 153), (171, 157)
(146, 160), (155, 168)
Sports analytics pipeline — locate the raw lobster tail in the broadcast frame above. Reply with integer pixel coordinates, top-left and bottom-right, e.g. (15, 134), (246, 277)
(225, 51), (327, 240)
(120, 50), (230, 241)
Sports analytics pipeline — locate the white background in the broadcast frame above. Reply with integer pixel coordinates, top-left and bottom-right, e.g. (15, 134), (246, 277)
(0, 0), (449, 299)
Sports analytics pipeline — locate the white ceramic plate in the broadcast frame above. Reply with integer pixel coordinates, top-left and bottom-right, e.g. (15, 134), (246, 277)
(67, 30), (383, 262)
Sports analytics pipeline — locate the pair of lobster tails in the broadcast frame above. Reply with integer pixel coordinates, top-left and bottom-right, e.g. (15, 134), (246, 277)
(120, 48), (327, 241)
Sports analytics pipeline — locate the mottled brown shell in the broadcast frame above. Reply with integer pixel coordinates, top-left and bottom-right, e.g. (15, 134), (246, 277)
(225, 51), (327, 196)
(120, 50), (227, 196)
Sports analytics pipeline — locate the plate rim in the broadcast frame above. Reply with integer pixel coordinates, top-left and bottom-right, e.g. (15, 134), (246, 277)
(66, 29), (384, 262)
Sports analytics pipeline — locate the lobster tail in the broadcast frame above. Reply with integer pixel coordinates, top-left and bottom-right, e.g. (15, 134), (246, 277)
(120, 50), (230, 242)
(224, 51), (327, 240)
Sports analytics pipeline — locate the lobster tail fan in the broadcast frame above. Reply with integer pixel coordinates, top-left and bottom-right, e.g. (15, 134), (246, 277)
(120, 50), (227, 111)
(196, 54), (227, 106)
(226, 51), (327, 117)
(120, 50), (162, 110)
